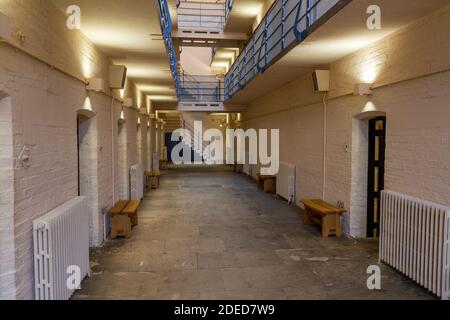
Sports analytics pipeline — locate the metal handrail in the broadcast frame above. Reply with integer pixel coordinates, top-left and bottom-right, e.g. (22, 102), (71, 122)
(225, 0), (234, 23)
(157, 0), (227, 103)
(224, 0), (342, 100)
(177, 0), (226, 30)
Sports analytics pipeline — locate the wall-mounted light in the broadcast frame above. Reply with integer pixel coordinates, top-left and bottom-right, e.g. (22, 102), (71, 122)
(354, 83), (373, 96)
(120, 109), (125, 121)
(137, 117), (141, 125)
(86, 78), (104, 92)
(362, 100), (377, 113)
(147, 120), (150, 127)
(82, 96), (93, 111)
(0, 11), (12, 42)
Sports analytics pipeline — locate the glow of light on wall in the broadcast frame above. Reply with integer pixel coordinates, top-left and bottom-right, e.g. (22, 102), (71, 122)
(138, 85), (174, 93)
(137, 96), (141, 109)
(120, 89), (125, 99)
(360, 62), (378, 83)
(237, 113), (242, 121)
(211, 62), (230, 72)
(148, 95), (177, 101)
(127, 67), (171, 78)
(215, 52), (236, 59)
(238, 4), (263, 18)
(82, 56), (93, 79)
(147, 99), (151, 114)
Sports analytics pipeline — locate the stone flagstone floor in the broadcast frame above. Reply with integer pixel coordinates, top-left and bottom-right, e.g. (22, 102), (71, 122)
(73, 165), (435, 300)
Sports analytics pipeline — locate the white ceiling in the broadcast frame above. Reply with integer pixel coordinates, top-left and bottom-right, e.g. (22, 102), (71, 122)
(52, 0), (177, 104)
(225, 0), (268, 33)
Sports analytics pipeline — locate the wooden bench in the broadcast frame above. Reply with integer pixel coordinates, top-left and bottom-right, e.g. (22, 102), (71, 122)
(257, 173), (276, 193)
(146, 171), (161, 189)
(109, 200), (141, 239)
(301, 199), (346, 238)
(122, 200), (140, 227)
(159, 160), (169, 170)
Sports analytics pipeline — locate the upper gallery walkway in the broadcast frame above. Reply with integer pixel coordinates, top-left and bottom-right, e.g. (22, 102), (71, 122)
(73, 166), (434, 300)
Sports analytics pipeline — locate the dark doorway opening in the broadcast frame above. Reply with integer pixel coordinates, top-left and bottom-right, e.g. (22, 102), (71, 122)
(367, 116), (386, 238)
(77, 118), (81, 196)
(77, 114), (91, 197)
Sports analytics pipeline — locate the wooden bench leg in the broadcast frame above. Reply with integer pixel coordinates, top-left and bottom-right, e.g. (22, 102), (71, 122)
(304, 209), (313, 225)
(111, 215), (132, 239)
(322, 214), (332, 238)
(335, 214), (343, 237)
(110, 217), (118, 239)
(263, 179), (275, 193)
(130, 212), (138, 226)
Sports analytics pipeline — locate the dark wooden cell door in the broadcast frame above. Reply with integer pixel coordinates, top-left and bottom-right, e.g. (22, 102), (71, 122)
(165, 132), (180, 163)
(367, 117), (386, 238)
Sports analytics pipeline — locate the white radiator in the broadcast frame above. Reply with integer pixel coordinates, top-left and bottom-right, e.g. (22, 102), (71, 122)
(152, 152), (160, 172)
(33, 197), (89, 300)
(130, 163), (144, 200)
(243, 152), (252, 176)
(380, 190), (450, 300)
(276, 162), (296, 203)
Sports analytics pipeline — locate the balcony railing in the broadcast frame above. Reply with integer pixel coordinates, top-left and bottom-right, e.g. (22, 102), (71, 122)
(225, 0), (234, 24)
(158, 0), (227, 103)
(177, 0), (226, 31)
(179, 73), (224, 103)
(157, 0), (180, 97)
(224, 0), (348, 100)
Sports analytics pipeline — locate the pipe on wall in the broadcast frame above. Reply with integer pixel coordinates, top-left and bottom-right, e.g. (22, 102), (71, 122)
(322, 92), (328, 200)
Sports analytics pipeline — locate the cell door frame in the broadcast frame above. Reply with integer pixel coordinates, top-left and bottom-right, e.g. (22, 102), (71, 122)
(367, 116), (386, 238)
(77, 117), (81, 196)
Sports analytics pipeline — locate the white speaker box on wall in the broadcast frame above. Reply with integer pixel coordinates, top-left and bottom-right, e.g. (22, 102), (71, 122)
(109, 65), (127, 89)
(312, 70), (330, 92)
(0, 11), (11, 41)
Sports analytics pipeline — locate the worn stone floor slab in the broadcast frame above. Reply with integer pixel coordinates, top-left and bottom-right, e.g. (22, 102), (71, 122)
(74, 165), (435, 300)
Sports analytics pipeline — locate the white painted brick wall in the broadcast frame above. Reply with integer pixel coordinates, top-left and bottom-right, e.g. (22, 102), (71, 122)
(243, 7), (450, 238)
(0, 48), (143, 299)
(0, 95), (16, 300)
(0, 0), (144, 300)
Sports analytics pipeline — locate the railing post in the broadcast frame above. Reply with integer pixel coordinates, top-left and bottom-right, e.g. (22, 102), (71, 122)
(281, 0), (286, 50)
(253, 36), (256, 75)
(264, 18), (268, 69)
